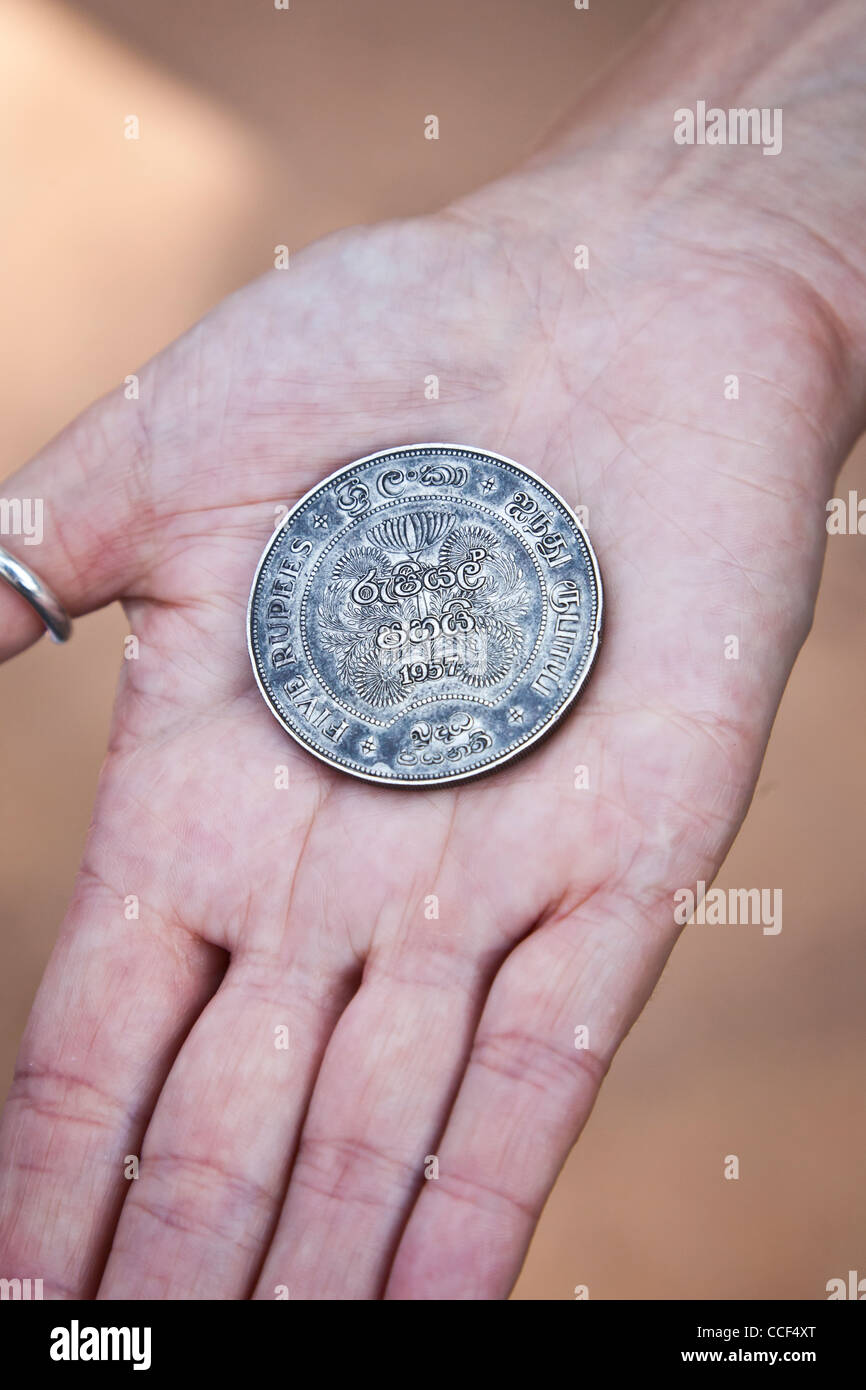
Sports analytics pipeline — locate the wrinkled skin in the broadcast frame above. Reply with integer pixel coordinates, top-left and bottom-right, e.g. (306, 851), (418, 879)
(0, 150), (862, 1298)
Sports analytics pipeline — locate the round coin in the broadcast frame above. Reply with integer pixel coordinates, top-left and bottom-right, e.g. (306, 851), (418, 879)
(247, 444), (602, 786)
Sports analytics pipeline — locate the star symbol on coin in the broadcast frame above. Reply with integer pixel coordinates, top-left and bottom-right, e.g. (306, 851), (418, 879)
(361, 737), (377, 755)
(480, 477), (496, 493)
(312, 514), (329, 529)
(508, 708), (524, 724)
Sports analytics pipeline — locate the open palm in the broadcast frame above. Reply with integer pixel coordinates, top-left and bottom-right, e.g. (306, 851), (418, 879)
(0, 181), (849, 1298)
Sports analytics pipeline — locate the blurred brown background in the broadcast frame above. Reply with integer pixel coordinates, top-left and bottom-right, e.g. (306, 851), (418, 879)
(1, 0), (863, 1300)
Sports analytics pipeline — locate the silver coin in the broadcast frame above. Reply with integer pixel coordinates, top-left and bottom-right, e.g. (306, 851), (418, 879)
(247, 444), (602, 786)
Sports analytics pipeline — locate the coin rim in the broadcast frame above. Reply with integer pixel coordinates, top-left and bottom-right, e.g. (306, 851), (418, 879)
(247, 443), (604, 787)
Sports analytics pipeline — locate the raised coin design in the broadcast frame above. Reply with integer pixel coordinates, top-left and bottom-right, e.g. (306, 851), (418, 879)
(247, 444), (602, 785)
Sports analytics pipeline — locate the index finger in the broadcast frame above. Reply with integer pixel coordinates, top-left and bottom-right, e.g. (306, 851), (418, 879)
(0, 864), (222, 1296)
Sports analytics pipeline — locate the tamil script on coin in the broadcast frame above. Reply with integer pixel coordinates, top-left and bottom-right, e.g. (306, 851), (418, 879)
(247, 444), (603, 785)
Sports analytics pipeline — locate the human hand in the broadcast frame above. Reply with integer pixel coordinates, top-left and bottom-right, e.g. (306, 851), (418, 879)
(1, 0), (864, 1300)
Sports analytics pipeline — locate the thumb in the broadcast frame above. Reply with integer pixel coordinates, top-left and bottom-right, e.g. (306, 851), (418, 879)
(0, 389), (153, 661)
